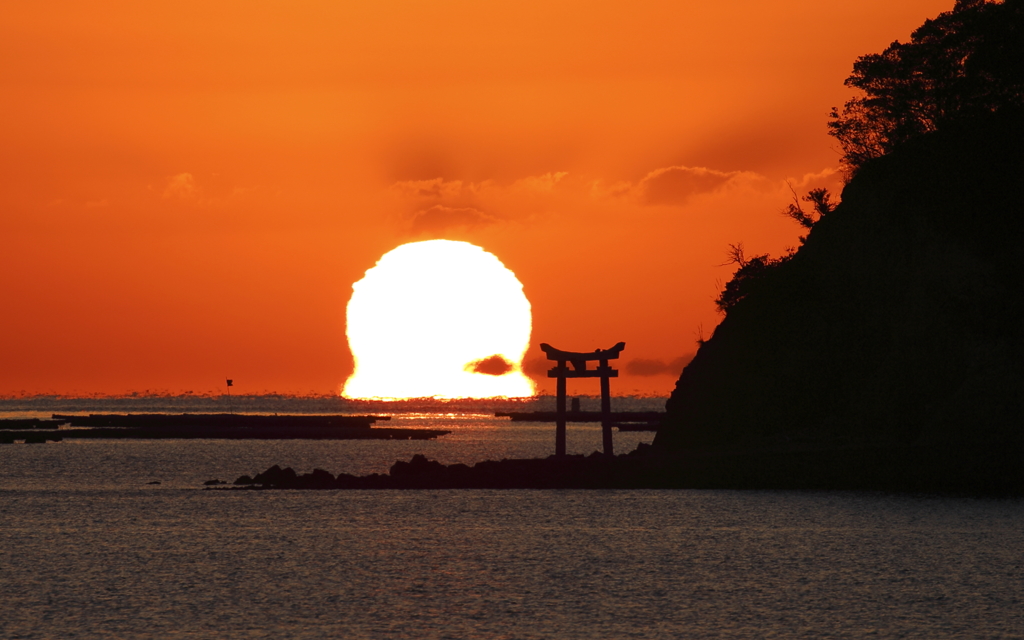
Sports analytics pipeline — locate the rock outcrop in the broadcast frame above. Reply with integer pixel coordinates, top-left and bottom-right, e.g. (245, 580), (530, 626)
(225, 443), (1024, 494)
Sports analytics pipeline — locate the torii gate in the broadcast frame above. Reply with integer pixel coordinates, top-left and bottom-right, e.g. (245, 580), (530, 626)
(540, 341), (625, 458)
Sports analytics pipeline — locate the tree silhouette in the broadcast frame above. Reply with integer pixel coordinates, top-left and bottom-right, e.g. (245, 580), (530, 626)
(717, 0), (1024, 316)
(829, 0), (1024, 172)
(715, 244), (790, 313)
(783, 187), (836, 231)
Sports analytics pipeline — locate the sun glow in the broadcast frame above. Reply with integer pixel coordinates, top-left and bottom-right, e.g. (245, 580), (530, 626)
(342, 240), (536, 399)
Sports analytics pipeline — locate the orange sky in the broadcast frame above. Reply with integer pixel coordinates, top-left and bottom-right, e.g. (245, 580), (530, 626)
(1, 0), (952, 396)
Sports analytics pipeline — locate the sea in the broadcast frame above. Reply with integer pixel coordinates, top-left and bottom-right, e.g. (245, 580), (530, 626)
(2, 395), (1022, 639)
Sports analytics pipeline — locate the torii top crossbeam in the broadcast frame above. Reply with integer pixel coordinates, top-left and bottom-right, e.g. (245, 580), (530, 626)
(540, 342), (625, 378)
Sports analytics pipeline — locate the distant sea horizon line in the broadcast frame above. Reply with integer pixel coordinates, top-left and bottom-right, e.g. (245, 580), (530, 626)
(0, 393), (669, 419)
(0, 392), (669, 401)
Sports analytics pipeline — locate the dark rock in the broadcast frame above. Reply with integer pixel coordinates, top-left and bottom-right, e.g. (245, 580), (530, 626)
(203, 479), (225, 486)
(213, 439), (1024, 494)
(390, 454), (446, 479)
(296, 468), (336, 489)
(252, 464), (298, 487)
(659, 111), (1024, 460)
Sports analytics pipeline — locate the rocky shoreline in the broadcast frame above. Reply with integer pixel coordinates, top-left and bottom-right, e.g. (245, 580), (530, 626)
(218, 441), (1024, 495)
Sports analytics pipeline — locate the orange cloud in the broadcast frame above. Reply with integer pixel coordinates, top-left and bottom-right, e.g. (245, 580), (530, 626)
(638, 166), (768, 206)
(391, 178), (468, 200)
(466, 355), (515, 376)
(410, 205), (498, 233)
(625, 355), (695, 377)
(522, 357), (551, 378)
(163, 173), (199, 200)
(510, 172), (568, 193)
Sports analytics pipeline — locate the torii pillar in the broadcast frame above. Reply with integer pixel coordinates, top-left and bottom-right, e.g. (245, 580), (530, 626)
(540, 341), (625, 457)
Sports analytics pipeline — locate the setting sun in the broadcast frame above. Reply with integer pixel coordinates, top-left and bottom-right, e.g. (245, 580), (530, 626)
(342, 240), (535, 399)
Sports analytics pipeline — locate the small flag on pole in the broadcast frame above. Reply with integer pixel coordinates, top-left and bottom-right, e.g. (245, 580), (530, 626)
(226, 379), (233, 387)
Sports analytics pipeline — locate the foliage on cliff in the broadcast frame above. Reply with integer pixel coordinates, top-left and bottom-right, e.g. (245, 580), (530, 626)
(659, 1), (1024, 452)
(659, 110), (1024, 451)
(715, 189), (837, 313)
(829, 0), (1024, 172)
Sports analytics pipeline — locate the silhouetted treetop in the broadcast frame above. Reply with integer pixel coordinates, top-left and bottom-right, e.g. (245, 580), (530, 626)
(829, 0), (1024, 171)
(783, 187), (836, 231)
(715, 244), (790, 313)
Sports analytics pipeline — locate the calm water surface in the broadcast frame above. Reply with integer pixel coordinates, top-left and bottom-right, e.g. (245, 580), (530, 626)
(2, 400), (1023, 638)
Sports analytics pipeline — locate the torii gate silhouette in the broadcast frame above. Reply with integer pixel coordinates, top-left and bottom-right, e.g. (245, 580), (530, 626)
(540, 341), (625, 457)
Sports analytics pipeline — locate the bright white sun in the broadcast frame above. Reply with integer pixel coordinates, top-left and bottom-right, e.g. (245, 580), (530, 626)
(342, 239), (536, 399)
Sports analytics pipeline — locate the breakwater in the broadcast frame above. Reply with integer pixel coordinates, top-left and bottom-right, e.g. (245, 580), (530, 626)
(496, 411), (663, 423)
(0, 413), (449, 441)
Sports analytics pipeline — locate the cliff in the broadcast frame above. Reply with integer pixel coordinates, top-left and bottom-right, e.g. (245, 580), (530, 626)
(657, 110), (1024, 453)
